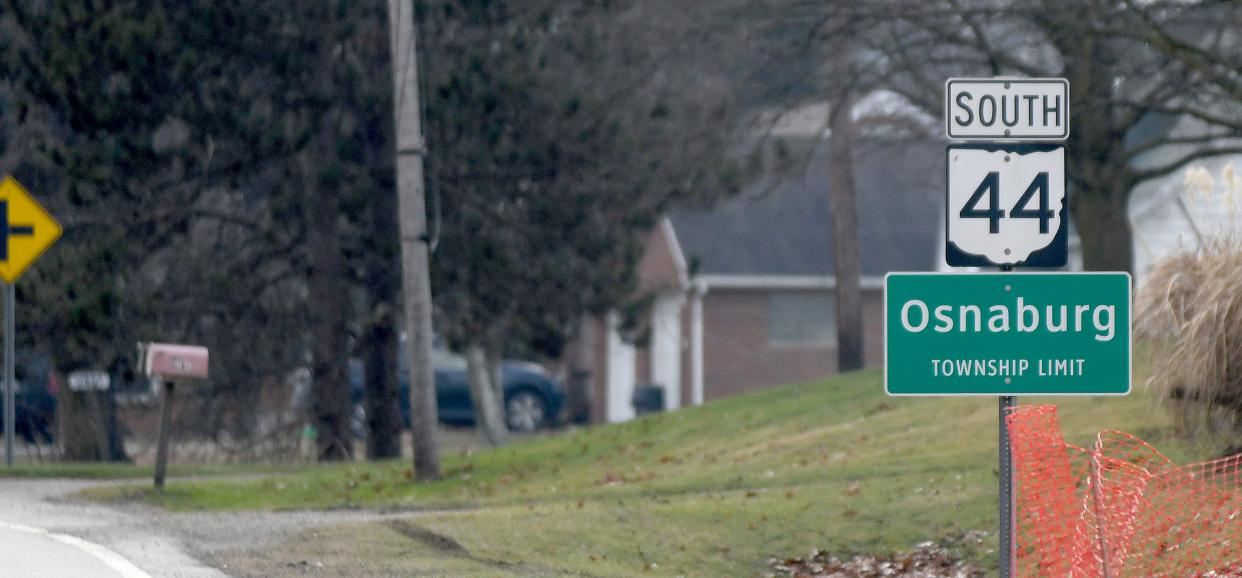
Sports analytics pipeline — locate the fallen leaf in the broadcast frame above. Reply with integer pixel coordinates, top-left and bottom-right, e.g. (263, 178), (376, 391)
(599, 472), (624, 486)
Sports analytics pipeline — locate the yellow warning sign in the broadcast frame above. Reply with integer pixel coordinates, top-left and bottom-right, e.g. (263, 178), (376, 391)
(0, 176), (62, 283)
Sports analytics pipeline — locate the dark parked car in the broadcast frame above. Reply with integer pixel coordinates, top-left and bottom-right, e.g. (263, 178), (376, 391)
(349, 347), (565, 434)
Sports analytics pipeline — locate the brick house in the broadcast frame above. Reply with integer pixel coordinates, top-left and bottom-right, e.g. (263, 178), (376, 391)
(567, 136), (945, 423)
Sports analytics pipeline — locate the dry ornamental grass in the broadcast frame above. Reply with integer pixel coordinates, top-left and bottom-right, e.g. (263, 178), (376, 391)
(1137, 164), (1242, 437)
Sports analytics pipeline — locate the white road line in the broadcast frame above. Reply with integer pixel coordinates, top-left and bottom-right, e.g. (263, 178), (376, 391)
(0, 521), (153, 578)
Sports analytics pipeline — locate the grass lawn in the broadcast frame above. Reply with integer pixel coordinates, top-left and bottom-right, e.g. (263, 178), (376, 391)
(79, 369), (1223, 576)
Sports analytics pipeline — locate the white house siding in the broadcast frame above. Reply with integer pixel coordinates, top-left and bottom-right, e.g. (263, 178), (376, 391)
(605, 312), (637, 423)
(650, 292), (684, 411)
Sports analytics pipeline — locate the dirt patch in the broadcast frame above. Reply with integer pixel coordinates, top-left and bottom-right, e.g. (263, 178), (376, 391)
(383, 520), (549, 574)
(384, 519), (469, 556)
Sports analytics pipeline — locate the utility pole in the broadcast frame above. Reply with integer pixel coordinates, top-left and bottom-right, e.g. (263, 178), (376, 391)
(387, 0), (441, 480)
(827, 48), (863, 373)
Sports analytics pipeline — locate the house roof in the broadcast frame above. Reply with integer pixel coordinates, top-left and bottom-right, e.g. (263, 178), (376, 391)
(670, 136), (944, 278)
(636, 217), (689, 292)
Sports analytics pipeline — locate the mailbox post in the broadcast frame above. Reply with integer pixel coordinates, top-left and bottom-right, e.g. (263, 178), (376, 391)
(153, 376), (174, 490)
(138, 343), (209, 490)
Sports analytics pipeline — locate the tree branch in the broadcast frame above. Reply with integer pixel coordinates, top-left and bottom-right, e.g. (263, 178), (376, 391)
(1119, 101), (1242, 133)
(1124, 132), (1240, 160)
(1120, 0), (1242, 102)
(1132, 145), (1242, 182)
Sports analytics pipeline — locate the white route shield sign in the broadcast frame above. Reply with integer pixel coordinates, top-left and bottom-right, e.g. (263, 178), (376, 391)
(945, 143), (1068, 268)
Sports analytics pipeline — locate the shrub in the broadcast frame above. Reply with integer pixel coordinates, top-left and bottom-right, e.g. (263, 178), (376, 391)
(1136, 164), (1242, 437)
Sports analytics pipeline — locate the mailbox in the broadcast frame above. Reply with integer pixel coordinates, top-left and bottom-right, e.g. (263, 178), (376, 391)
(139, 343), (209, 380)
(137, 341), (210, 491)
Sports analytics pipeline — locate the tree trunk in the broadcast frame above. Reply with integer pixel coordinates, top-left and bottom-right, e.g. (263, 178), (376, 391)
(465, 342), (508, 447)
(304, 154), (353, 462)
(389, 0), (441, 480)
(105, 282), (132, 462)
(1072, 189), (1134, 273)
(487, 341), (504, 403)
(52, 343), (127, 461)
(103, 390), (128, 461)
(567, 317), (594, 423)
(363, 147), (403, 460)
(57, 388), (102, 460)
(1060, 8), (1134, 275)
(488, 342), (508, 431)
(363, 304), (402, 459)
(828, 96), (864, 372)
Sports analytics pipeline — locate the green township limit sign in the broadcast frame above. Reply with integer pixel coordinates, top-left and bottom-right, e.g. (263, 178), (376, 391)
(885, 272), (1131, 396)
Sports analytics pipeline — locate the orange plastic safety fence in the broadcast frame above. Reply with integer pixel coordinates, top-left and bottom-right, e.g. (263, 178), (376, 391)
(1008, 405), (1242, 578)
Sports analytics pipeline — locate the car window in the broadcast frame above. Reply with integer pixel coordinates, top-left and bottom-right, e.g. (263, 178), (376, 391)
(432, 348), (467, 371)
(398, 338), (468, 372)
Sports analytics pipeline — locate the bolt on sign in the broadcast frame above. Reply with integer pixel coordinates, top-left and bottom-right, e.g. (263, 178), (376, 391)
(0, 176), (62, 283)
(884, 273), (1131, 396)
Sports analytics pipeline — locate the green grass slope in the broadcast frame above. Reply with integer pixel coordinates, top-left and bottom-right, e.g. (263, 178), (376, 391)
(81, 369), (1220, 576)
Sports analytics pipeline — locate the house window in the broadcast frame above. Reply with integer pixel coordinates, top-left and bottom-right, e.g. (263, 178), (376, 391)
(769, 292), (836, 346)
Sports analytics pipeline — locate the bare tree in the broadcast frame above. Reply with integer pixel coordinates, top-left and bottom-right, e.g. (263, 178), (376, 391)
(822, 0), (1242, 273)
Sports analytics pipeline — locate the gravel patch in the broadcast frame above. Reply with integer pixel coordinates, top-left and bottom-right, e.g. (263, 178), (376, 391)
(0, 478), (419, 578)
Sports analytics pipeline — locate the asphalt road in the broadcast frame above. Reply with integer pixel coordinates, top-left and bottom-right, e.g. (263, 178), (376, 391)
(0, 524), (132, 578)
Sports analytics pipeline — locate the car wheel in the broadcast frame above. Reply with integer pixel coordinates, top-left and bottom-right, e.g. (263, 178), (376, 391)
(505, 391), (546, 432)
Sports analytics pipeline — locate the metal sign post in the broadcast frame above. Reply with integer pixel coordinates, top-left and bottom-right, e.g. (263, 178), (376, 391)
(998, 262), (1014, 578)
(4, 283), (13, 467)
(1000, 395), (1015, 578)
